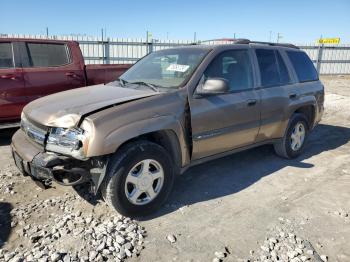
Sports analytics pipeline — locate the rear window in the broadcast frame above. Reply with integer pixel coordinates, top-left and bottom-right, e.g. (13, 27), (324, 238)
(25, 43), (70, 67)
(287, 51), (318, 82)
(0, 43), (14, 68)
(255, 49), (291, 87)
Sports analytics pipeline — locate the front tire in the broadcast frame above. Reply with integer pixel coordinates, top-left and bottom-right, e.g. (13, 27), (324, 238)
(101, 141), (175, 217)
(274, 113), (309, 159)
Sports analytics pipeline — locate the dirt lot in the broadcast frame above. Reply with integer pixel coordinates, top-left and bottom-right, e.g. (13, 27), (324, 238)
(0, 76), (349, 262)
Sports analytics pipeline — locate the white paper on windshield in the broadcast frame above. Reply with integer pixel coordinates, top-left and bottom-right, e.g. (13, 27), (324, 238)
(166, 64), (190, 72)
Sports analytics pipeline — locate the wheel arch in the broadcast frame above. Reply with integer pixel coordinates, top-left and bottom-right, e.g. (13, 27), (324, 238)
(290, 103), (316, 130)
(121, 129), (183, 175)
(275, 99), (317, 139)
(91, 116), (190, 192)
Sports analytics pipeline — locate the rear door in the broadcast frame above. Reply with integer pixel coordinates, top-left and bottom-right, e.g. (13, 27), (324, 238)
(0, 41), (26, 121)
(190, 48), (261, 159)
(19, 41), (85, 102)
(253, 48), (298, 141)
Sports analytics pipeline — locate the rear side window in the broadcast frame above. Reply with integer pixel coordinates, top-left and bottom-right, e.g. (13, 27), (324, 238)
(256, 49), (291, 87)
(287, 51), (318, 82)
(0, 43), (14, 68)
(25, 43), (70, 67)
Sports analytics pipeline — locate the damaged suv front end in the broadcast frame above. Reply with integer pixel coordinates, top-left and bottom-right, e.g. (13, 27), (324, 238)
(10, 74), (167, 191)
(11, 112), (104, 190)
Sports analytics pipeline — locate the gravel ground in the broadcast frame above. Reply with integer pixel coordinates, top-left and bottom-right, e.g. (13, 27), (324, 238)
(0, 76), (350, 262)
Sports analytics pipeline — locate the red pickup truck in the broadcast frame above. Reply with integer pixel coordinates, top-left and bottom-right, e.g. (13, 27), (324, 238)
(0, 38), (131, 128)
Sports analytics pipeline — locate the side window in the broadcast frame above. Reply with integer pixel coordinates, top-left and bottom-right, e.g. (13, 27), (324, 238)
(287, 51), (318, 82)
(25, 43), (70, 67)
(256, 49), (291, 87)
(203, 49), (253, 91)
(0, 43), (14, 68)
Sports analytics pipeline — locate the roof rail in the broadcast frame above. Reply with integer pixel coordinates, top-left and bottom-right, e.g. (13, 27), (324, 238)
(198, 38), (299, 49)
(247, 40), (299, 49)
(199, 38), (250, 44)
(231, 38), (251, 44)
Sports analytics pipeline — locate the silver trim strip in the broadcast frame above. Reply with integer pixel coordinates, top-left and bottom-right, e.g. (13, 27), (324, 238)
(21, 116), (47, 145)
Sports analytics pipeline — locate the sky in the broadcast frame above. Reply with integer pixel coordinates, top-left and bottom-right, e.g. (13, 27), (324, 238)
(1, 0), (349, 44)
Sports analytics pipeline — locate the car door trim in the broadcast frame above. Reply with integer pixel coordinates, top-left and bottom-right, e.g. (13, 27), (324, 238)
(181, 138), (282, 173)
(193, 116), (260, 142)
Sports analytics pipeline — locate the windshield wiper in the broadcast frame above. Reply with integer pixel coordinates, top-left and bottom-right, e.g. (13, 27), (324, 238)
(118, 78), (128, 86)
(128, 81), (160, 92)
(117, 78), (160, 92)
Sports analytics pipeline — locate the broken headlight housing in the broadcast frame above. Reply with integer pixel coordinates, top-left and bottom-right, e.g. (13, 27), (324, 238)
(46, 120), (92, 160)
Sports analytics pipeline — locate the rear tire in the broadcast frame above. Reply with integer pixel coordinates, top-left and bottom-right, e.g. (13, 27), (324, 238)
(274, 113), (309, 159)
(101, 141), (175, 217)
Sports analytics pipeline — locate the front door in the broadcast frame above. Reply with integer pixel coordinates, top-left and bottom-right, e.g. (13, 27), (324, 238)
(190, 49), (261, 160)
(0, 42), (26, 121)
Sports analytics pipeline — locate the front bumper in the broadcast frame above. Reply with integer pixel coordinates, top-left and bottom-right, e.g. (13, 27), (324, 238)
(11, 129), (96, 187)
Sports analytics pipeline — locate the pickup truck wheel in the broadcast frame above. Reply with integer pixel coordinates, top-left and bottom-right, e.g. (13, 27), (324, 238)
(274, 113), (309, 159)
(101, 141), (175, 217)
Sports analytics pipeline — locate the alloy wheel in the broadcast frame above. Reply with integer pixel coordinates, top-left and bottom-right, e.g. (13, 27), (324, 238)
(290, 122), (306, 151)
(124, 159), (164, 205)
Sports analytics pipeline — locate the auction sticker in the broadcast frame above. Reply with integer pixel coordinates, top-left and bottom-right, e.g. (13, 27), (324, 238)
(166, 64), (190, 72)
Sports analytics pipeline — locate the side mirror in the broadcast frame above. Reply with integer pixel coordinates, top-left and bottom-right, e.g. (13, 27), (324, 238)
(196, 78), (230, 96)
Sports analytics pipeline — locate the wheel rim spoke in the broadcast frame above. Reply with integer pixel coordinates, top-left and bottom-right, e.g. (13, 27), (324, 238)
(147, 187), (156, 199)
(126, 174), (139, 185)
(129, 188), (143, 203)
(151, 169), (163, 180)
(140, 160), (151, 175)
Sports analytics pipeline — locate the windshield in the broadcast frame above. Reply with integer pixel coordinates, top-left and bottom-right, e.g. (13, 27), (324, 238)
(118, 48), (209, 89)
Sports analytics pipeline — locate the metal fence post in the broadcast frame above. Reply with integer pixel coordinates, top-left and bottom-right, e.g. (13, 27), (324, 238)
(316, 44), (324, 73)
(146, 31), (153, 54)
(146, 40), (152, 54)
(104, 38), (110, 64)
(149, 40), (154, 54)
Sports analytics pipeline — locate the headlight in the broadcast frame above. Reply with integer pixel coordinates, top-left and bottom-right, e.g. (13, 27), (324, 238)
(46, 120), (92, 160)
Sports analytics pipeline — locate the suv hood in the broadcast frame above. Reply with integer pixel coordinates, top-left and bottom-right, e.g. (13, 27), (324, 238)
(23, 84), (158, 128)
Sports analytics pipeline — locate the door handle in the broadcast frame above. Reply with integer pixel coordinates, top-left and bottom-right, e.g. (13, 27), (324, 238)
(65, 72), (77, 78)
(289, 93), (298, 99)
(247, 99), (257, 106)
(0, 74), (16, 80)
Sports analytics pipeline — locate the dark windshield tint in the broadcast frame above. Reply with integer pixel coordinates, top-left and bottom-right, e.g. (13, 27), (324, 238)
(287, 51), (318, 82)
(119, 48), (209, 88)
(256, 49), (291, 87)
(256, 49), (280, 86)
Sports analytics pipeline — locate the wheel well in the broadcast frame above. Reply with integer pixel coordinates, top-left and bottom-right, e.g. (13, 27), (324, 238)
(294, 105), (315, 128)
(117, 130), (182, 174)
